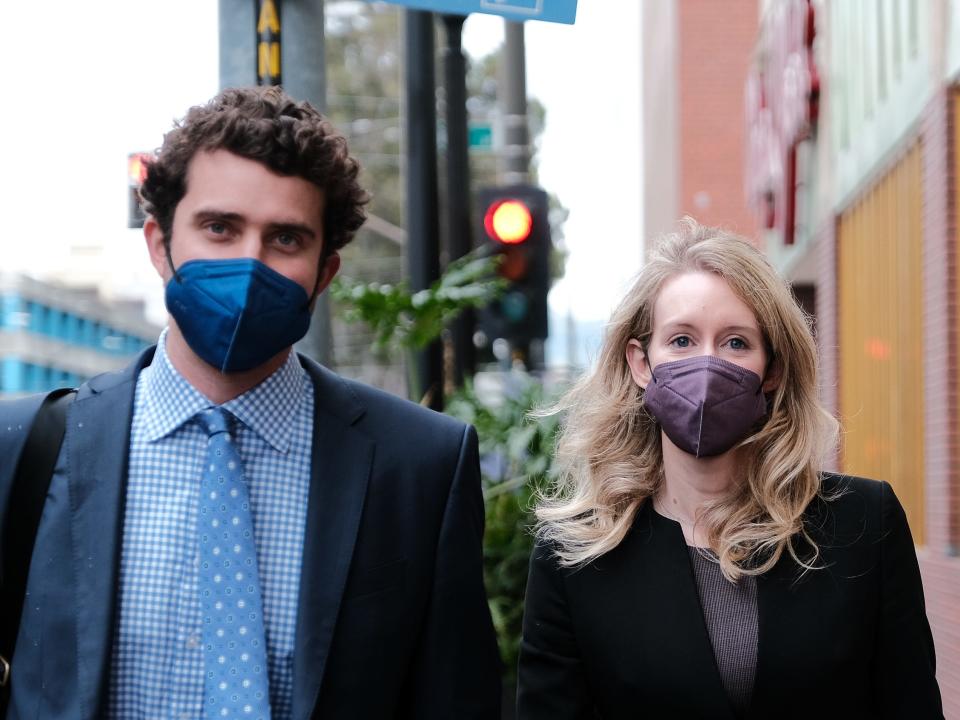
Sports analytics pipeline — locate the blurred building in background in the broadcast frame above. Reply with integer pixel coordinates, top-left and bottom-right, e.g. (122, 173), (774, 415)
(745, 0), (960, 712)
(0, 274), (159, 398)
(642, 0), (760, 244)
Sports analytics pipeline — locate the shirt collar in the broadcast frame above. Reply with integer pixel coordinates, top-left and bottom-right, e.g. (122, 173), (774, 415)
(222, 348), (306, 453)
(141, 328), (308, 453)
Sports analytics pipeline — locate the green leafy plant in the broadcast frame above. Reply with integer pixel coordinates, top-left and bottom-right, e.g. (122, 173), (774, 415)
(333, 250), (564, 696)
(447, 376), (560, 686)
(330, 250), (505, 352)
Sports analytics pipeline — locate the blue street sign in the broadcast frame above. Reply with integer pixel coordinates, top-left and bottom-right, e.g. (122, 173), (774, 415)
(376, 0), (577, 25)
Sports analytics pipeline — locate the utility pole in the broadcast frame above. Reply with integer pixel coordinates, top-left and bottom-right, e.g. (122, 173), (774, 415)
(499, 20), (542, 368)
(404, 10), (444, 410)
(218, 0), (256, 89)
(218, 0), (334, 367)
(441, 14), (475, 386)
(500, 22), (530, 186)
(279, 1), (333, 368)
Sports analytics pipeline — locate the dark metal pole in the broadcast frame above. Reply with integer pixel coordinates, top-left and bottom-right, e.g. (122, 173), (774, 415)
(404, 10), (443, 409)
(441, 14), (474, 386)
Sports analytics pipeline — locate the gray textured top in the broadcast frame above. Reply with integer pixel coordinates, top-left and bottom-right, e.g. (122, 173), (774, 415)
(687, 548), (758, 715)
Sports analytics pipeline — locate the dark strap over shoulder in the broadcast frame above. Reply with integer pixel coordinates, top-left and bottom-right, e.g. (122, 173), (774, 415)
(0, 388), (76, 694)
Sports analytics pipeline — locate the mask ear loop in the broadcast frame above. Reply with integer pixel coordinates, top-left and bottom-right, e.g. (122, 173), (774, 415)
(165, 242), (183, 283)
(760, 338), (778, 397)
(303, 247), (332, 310)
(641, 343), (658, 385)
(308, 263), (324, 304)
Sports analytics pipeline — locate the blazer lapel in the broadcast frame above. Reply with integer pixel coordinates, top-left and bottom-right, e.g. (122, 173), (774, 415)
(291, 359), (373, 720)
(68, 349), (151, 719)
(748, 511), (842, 717)
(603, 502), (736, 716)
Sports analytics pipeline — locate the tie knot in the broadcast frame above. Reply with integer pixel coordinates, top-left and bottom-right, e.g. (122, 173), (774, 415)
(197, 407), (233, 438)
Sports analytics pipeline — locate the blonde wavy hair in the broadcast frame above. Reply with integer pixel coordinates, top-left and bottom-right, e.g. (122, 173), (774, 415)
(536, 219), (839, 581)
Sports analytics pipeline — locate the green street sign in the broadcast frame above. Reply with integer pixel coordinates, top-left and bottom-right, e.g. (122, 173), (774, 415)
(469, 122), (493, 151)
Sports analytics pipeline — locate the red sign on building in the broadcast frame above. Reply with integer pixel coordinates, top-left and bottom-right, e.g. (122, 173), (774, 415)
(745, 0), (819, 244)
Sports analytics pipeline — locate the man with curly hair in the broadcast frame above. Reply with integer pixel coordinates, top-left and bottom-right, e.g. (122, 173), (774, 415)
(1, 87), (501, 719)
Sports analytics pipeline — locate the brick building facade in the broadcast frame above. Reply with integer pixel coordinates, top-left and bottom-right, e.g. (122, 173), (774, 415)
(645, 1), (960, 711)
(642, 0), (760, 245)
(747, 1), (960, 713)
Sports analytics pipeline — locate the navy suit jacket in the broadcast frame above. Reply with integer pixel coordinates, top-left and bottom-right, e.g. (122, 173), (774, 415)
(0, 347), (502, 719)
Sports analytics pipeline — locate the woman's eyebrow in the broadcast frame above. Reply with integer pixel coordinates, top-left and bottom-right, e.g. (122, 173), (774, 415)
(658, 321), (761, 336)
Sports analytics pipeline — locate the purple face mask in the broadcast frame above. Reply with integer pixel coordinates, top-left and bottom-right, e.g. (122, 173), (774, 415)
(643, 355), (768, 458)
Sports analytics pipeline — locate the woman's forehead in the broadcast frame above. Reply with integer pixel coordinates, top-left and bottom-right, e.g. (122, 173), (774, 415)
(655, 271), (757, 316)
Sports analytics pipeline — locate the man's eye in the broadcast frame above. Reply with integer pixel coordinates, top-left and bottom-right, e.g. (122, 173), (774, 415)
(275, 233), (300, 247)
(207, 222), (227, 234)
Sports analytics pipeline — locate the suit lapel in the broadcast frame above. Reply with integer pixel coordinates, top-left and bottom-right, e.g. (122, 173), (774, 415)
(606, 503), (736, 715)
(291, 359), (373, 720)
(748, 523), (836, 716)
(68, 350), (151, 719)
(51, 347), (369, 719)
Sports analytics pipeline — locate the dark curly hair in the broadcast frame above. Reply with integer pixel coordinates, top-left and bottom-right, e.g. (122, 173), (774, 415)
(140, 86), (369, 255)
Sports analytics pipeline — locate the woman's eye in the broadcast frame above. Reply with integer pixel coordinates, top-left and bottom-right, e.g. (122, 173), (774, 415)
(670, 336), (691, 348)
(728, 337), (747, 350)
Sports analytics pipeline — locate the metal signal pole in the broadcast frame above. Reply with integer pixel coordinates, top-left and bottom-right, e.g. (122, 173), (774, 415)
(218, 0), (333, 367)
(500, 21), (530, 186)
(441, 14), (475, 386)
(404, 9), (444, 409)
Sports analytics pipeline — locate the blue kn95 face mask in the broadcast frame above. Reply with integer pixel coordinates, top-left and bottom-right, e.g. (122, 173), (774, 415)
(165, 258), (312, 373)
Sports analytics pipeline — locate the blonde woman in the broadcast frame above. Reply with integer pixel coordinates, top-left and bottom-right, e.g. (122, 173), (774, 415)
(517, 220), (942, 719)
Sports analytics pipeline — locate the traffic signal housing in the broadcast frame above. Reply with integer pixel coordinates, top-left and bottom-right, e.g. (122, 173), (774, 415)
(127, 152), (151, 229)
(476, 184), (551, 352)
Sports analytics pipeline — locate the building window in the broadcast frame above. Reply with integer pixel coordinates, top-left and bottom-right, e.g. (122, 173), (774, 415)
(837, 142), (925, 543)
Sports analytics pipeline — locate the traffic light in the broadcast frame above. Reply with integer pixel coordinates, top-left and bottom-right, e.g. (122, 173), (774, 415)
(475, 184), (551, 353)
(127, 152), (151, 229)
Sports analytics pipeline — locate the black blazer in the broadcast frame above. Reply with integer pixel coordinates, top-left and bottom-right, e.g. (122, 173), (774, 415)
(517, 475), (942, 719)
(0, 348), (502, 719)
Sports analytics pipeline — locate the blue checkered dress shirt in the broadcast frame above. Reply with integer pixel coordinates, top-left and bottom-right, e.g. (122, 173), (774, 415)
(108, 330), (314, 720)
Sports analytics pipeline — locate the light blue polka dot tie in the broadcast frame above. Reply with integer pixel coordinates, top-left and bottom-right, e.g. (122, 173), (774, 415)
(197, 407), (273, 720)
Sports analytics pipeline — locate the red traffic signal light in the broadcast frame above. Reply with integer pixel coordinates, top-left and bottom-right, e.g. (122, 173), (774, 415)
(127, 152), (154, 229)
(127, 152), (150, 186)
(483, 199), (533, 245)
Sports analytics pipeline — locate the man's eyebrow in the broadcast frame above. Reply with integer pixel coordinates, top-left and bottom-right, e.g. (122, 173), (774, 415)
(264, 221), (317, 239)
(193, 209), (245, 224)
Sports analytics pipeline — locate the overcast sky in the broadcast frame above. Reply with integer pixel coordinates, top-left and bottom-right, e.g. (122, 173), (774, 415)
(2, 1), (642, 360)
(464, 5), (643, 332)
